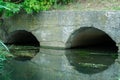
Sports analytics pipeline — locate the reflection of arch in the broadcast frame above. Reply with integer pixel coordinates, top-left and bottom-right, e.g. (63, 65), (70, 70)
(65, 27), (118, 74)
(5, 30), (40, 47)
(4, 30), (40, 61)
(66, 27), (118, 52)
(65, 49), (118, 74)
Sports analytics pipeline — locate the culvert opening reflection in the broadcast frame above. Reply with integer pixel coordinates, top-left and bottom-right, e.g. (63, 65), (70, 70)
(66, 27), (118, 74)
(11, 46), (40, 61)
(5, 30), (40, 61)
(65, 49), (118, 74)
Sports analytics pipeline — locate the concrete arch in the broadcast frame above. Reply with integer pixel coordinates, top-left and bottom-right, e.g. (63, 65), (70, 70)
(5, 30), (40, 47)
(2, 11), (120, 49)
(66, 27), (118, 52)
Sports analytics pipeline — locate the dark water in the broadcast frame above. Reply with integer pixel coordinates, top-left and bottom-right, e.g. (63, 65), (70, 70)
(3, 46), (120, 80)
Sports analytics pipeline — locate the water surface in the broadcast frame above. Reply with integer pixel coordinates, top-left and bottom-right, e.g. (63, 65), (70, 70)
(4, 46), (120, 80)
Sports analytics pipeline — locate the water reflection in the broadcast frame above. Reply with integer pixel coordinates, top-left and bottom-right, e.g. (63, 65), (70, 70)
(9, 46), (40, 61)
(65, 48), (118, 74)
(4, 47), (120, 80)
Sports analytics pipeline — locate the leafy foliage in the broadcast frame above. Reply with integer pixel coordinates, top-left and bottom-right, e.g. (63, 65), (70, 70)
(0, 0), (73, 17)
(23, 0), (54, 13)
(0, 0), (21, 17)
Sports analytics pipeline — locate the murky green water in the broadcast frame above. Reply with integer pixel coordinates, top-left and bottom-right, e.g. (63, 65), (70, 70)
(3, 46), (120, 80)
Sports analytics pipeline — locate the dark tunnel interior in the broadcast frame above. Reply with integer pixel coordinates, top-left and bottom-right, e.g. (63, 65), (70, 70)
(5, 30), (40, 47)
(67, 27), (118, 52)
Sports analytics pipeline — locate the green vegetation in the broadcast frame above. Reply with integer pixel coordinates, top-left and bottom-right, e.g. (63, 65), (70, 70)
(0, 50), (11, 80)
(0, 0), (21, 17)
(0, 41), (12, 80)
(0, 0), (119, 18)
(0, 0), (73, 18)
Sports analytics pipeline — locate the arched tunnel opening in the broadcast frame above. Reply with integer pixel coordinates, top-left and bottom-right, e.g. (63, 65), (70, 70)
(66, 27), (118, 74)
(5, 30), (40, 61)
(67, 27), (118, 52)
(5, 30), (40, 47)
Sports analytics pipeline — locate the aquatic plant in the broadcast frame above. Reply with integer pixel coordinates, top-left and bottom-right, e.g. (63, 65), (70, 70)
(0, 40), (12, 80)
(0, 41), (9, 71)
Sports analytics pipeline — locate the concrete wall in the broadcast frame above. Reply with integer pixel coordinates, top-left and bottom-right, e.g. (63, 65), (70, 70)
(1, 11), (120, 50)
